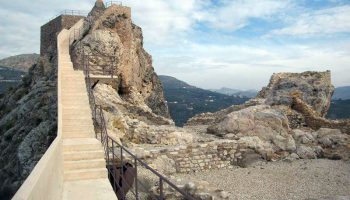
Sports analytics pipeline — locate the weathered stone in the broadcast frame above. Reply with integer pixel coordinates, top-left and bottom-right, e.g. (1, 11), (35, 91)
(257, 71), (334, 117)
(72, 5), (170, 119)
(296, 146), (316, 159)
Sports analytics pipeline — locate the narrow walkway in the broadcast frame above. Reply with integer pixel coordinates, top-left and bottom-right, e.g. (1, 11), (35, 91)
(57, 21), (117, 200)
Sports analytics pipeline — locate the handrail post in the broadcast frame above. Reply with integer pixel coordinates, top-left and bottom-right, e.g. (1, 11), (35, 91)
(112, 140), (117, 193)
(159, 178), (164, 200)
(120, 147), (125, 199)
(134, 157), (138, 200)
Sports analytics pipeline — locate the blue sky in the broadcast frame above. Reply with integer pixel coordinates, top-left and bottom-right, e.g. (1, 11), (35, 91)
(0, 0), (349, 90)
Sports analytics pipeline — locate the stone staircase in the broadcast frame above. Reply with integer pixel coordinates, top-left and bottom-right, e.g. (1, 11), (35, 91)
(57, 21), (117, 199)
(59, 36), (108, 182)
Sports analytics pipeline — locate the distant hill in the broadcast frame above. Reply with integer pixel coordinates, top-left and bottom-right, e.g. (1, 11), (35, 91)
(0, 66), (26, 95)
(332, 86), (350, 100)
(327, 99), (350, 119)
(210, 87), (258, 98)
(159, 75), (249, 126)
(0, 54), (39, 72)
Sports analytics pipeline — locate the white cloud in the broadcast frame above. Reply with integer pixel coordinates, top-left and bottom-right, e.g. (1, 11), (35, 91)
(154, 41), (350, 90)
(124, 0), (205, 44)
(270, 5), (350, 36)
(1, 0), (349, 90)
(0, 0), (92, 58)
(201, 0), (291, 31)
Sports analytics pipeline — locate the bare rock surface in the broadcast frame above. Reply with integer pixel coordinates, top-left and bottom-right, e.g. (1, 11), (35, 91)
(257, 71), (334, 117)
(0, 56), (57, 198)
(185, 71), (349, 164)
(71, 3), (170, 118)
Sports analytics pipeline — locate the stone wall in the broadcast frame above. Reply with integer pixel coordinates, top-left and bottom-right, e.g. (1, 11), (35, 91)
(139, 140), (252, 173)
(11, 28), (69, 200)
(40, 15), (84, 56)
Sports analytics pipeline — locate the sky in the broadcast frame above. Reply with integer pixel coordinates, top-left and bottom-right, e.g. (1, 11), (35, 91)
(0, 0), (349, 90)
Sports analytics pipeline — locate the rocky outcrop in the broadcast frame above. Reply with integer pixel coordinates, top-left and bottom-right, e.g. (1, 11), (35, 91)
(207, 105), (296, 152)
(291, 91), (350, 133)
(185, 70), (349, 164)
(257, 71), (334, 117)
(0, 56), (57, 199)
(71, 3), (170, 118)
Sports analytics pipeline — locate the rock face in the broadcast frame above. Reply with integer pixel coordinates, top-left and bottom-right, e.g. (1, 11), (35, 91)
(186, 70), (349, 162)
(257, 71), (334, 117)
(0, 56), (57, 199)
(208, 105), (296, 152)
(71, 4), (170, 118)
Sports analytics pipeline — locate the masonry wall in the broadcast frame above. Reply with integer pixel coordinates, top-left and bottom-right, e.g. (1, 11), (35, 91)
(40, 15), (84, 56)
(147, 140), (249, 173)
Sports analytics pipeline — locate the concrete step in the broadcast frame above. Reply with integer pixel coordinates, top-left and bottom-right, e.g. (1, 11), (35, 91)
(61, 76), (85, 80)
(62, 130), (95, 139)
(62, 93), (89, 98)
(63, 120), (93, 125)
(61, 83), (87, 87)
(61, 99), (90, 104)
(61, 59), (72, 63)
(61, 87), (88, 91)
(61, 77), (85, 81)
(64, 159), (106, 171)
(61, 80), (86, 84)
(60, 69), (84, 72)
(62, 107), (91, 113)
(63, 125), (95, 132)
(63, 150), (105, 161)
(63, 107), (91, 112)
(60, 70), (79, 74)
(61, 86), (88, 91)
(62, 105), (91, 112)
(61, 88), (88, 93)
(64, 168), (107, 181)
(62, 94), (89, 98)
(61, 114), (94, 121)
(62, 118), (94, 124)
(63, 138), (102, 152)
(62, 107), (91, 112)
(61, 99), (90, 103)
(62, 110), (92, 119)
(59, 63), (73, 66)
(61, 104), (91, 109)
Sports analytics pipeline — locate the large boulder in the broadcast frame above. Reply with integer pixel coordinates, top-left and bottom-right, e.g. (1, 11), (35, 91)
(208, 105), (296, 152)
(257, 71), (334, 117)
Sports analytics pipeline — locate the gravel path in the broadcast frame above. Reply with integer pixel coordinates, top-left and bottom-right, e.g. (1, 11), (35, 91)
(179, 159), (350, 200)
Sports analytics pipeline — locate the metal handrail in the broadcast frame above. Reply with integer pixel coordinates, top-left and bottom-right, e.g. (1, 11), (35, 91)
(81, 53), (195, 199)
(49, 10), (88, 21)
(84, 55), (116, 78)
(105, 1), (123, 7)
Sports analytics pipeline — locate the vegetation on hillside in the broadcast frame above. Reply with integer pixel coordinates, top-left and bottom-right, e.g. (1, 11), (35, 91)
(159, 75), (249, 126)
(327, 99), (350, 119)
(0, 67), (26, 94)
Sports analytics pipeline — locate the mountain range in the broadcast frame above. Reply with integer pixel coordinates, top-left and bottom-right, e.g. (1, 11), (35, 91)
(332, 86), (350, 100)
(159, 75), (249, 126)
(0, 54), (39, 95)
(0, 53), (349, 123)
(209, 87), (258, 98)
(0, 67), (26, 95)
(0, 54), (39, 72)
